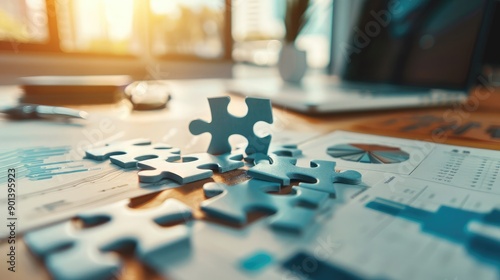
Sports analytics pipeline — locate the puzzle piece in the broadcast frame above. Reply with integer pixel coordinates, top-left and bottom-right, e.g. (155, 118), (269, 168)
(201, 179), (329, 233)
(245, 144), (303, 165)
(85, 138), (181, 168)
(24, 199), (192, 280)
(272, 144), (302, 157)
(137, 153), (244, 184)
(189, 96), (273, 155)
(247, 155), (362, 197)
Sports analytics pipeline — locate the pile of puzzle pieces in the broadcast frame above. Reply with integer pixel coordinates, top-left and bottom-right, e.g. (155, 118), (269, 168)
(25, 96), (363, 280)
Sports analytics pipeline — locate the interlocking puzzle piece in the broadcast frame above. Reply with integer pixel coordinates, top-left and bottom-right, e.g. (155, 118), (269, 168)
(24, 199), (192, 280)
(245, 144), (303, 165)
(137, 153), (244, 184)
(85, 138), (181, 168)
(247, 155), (362, 197)
(189, 96), (273, 155)
(201, 179), (329, 233)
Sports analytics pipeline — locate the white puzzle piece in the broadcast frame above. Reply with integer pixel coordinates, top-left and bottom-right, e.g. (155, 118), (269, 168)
(85, 138), (181, 168)
(137, 152), (244, 184)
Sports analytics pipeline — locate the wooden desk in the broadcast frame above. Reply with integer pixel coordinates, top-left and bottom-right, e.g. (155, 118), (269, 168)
(1, 79), (499, 280)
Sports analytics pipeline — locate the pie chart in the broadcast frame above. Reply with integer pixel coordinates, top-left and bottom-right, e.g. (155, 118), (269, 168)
(327, 143), (409, 164)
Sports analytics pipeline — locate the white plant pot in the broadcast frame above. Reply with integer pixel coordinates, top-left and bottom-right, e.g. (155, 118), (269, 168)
(278, 43), (307, 83)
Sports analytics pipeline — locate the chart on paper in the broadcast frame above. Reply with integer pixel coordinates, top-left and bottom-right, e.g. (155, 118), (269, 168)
(412, 146), (500, 194)
(327, 143), (410, 164)
(0, 145), (179, 237)
(300, 131), (500, 194)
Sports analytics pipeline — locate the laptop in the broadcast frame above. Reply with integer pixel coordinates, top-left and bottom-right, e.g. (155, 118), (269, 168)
(227, 0), (495, 114)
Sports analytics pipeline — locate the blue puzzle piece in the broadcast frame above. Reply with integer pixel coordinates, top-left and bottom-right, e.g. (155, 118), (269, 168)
(201, 179), (329, 233)
(189, 96), (273, 155)
(24, 199), (192, 280)
(247, 155), (362, 197)
(271, 144), (303, 157)
(137, 152), (244, 184)
(366, 197), (500, 268)
(85, 138), (180, 168)
(245, 144), (303, 165)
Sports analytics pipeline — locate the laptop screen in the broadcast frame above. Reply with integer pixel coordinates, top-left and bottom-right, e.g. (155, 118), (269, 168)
(330, 0), (494, 90)
(484, 0), (500, 67)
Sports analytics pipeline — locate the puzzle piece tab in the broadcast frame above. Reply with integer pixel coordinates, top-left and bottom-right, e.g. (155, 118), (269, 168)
(247, 155), (362, 197)
(137, 153), (244, 184)
(85, 138), (180, 168)
(24, 199), (192, 280)
(189, 97), (273, 155)
(201, 179), (329, 233)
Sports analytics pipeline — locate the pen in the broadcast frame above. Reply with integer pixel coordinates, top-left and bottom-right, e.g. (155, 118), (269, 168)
(0, 104), (88, 120)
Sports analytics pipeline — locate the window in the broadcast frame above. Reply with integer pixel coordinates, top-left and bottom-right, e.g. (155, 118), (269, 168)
(0, 0), (57, 52)
(0, 0), (231, 60)
(231, 0), (332, 68)
(0, 0), (49, 43)
(0, 0), (331, 68)
(150, 0), (230, 59)
(56, 0), (138, 55)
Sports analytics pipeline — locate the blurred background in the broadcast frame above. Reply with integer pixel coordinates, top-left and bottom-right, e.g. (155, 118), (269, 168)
(0, 0), (332, 83)
(0, 0), (498, 84)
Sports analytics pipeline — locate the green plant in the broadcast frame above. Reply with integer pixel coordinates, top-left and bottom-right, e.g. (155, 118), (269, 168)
(284, 0), (310, 43)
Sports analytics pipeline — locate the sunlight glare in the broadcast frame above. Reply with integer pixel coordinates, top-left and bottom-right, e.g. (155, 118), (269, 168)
(150, 0), (179, 16)
(103, 0), (134, 41)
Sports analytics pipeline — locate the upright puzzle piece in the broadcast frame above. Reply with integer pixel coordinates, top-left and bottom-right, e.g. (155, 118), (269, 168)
(247, 155), (362, 197)
(189, 97), (273, 155)
(85, 138), (181, 168)
(24, 199), (192, 280)
(137, 153), (244, 184)
(201, 179), (329, 233)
